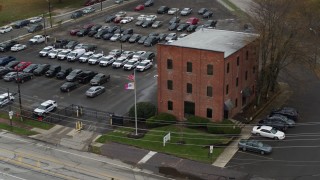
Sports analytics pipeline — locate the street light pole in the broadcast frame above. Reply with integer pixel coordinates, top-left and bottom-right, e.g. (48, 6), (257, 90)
(15, 71), (23, 121)
(100, 1), (103, 11)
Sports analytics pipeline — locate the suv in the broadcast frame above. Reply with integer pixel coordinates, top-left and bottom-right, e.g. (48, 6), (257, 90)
(52, 39), (69, 49)
(77, 70), (97, 84)
(45, 65), (61, 77)
(33, 100), (57, 116)
(0, 93), (15, 107)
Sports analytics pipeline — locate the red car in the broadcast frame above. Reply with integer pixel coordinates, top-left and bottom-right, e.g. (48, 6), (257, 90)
(186, 17), (199, 25)
(70, 28), (81, 36)
(84, 0), (105, 6)
(14, 62), (32, 72)
(83, 23), (95, 29)
(134, 5), (145, 11)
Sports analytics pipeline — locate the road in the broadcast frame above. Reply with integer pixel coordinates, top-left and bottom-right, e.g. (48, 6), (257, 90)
(0, 130), (170, 180)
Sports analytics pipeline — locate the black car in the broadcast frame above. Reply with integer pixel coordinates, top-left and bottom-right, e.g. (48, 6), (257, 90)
(56, 67), (72, 80)
(65, 40), (79, 49)
(169, 17), (180, 25)
(148, 32), (159, 37)
(123, 28), (133, 35)
(203, 11), (213, 18)
(60, 82), (78, 92)
(45, 65), (61, 77)
(90, 73), (110, 86)
(5, 61), (20, 69)
(168, 23), (179, 31)
(114, 28), (123, 34)
(120, 34), (132, 42)
(0, 56), (16, 66)
(15, 73), (33, 83)
(187, 25), (198, 32)
(203, 20), (218, 28)
(71, 11), (83, 19)
(66, 69), (83, 82)
(157, 33), (167, 42)
(135, 20), (144, 26)
(77, 70), (97, 84)
(22, 64), (38, 73)
(128, 34), (141, 43)
(270, 107), (299, 121)
(107, 26), (118, 33)
(140, 51), (155, 61)
(28, 24), (43, 33)
(258, 119), (288, 132)
(82, 44), (97, 52)
(198, 8), (208, 15)
(52, 39), (69, 49)
(77, 29), (90, 37)
(157, 6), (169, 14)
(102, 33), (114, 40)
(88, 30), (98, 37)
(177, 23), (190, 31)
(138, 36), (148, 44)
(144, 0), (154, 7)
(33, 64), (50, 76)
(142, 20), (153, 28)
(0, 41), (18, 52)
(94, 29), (109, 39)
(0, 68), (12, 78)
(105, 15), (116, 23)
(13, 20), (30, 28)
(144, 36), (158, 47)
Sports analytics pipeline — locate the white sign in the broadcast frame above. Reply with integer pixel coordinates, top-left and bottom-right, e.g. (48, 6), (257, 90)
(9, 111), (13, 120)
(210, 145), (213, 154)
(163, 132), (171, 147)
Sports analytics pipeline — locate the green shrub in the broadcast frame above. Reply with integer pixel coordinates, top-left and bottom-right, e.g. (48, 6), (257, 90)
(186, 116), (210, 128)
(128, 102), (156, 119)
(146, 113), (177, 128)
(207, 119), (241, 135)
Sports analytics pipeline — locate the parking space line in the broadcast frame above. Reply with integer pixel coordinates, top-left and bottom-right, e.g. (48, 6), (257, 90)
(138, 151), (157, 164)
(237, 151), (274, 160)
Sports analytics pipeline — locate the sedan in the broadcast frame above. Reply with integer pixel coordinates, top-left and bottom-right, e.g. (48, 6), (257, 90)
(168, 23), (179, 31)
(60, 82), (79, 92)
(120, 17), (134, 24)
(141, 20), (153, 28)
(198, 8), (208, 15)
(56, 67), (72, 80)
(105, 15), (116, 23)
(3, 72), (22, 82)
(99, 55), (116, 67)
(0, 68), (12, 78)
(29, 16), (43, 23)
(33, 64), (50, 76)
(83, 6), (96, 14)
(203, 11), (213, 18)
(177, 23), (189, 31)
(10, 44), (27, 52)
(270, 107), (299, 121)
(0, 26), (13, 34)
(251, 125), (285, 140)
(22, 64), (38, 73)
(138, 36), (148, 44)
(77, 29), (90, 37)
(128, 34), (141, 43)
(180, 8), (192, 16)
(144, 0), (154, 7)
(238, 139), (272, 155)
(86, 86), (105, 97)
(258, 118), (288, 132)
(14, 62), (32, 72)
(168, 8), (179, 15)
(110, 34), (121, 41)
(135, 20), (144, 26)
(169, 17), (180, 25)
(15, 73), (33, 83)
(134, 5), (145, 11)
(136, 60), (153, 71)
(187, 25), (198, 32)
(120, 34), (132, 42)
(152, 21), (162, 28)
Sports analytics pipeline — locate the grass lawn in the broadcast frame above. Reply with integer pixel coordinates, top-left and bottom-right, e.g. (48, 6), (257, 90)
(0, 122), (37, 136)
(0, 113), (54, 130)
(96, 125), (231, 163)
(0, 0), (83, 26)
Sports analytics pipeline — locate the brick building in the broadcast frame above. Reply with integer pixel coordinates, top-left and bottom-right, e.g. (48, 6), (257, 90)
(157, 29), (259, 122)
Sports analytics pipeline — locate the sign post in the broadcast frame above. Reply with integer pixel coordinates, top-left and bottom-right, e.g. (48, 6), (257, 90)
(9, 111), (13, 127)
(163, 132), (171, 147)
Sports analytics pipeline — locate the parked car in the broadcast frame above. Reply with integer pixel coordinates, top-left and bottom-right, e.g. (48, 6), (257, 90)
(77, 28), (90, 37)
(135, 5), (145, 11)
(169, 17), (180, 24)
(23, 64), (38, 73)
(136, 60), (153, 72)
(79, 51), (94, 63)
(90, 73), (110, 86)
(142, 20), (153, 28)
(52, 39), (69, 49)
(56, 67), (72, 80)
(99, 55), (116, 67)
(132, 51), (146, 59)
(28, 24), (43, 33)
(186, 17), (199, 25)
(140, 51), (155, 61)
(0, 68), (12, 78)
(5, 61), (20, 69)
(203, 20), (218, 28)
(14, 62), (31, 72)
(45, 65), (61, 77)
(268, 114), (296, 127)
(110, 34), (121, 41)
(115, 11), (126, 17)
(187, 25), (198, 32)
(198, 8), (208, 15)
(15, 73), (33, 83)
(0, 26), (13, 34)
(0, 56), (16, 66)
(270, 107), (299, 121)
(120, 34), (132, 42)
(66, 69), (83, 82)
(251, 125), (285, 140)
(114, 0), (123, 4)
(60, 82), (78, 92)
(29, 16), (43, 23)
(138, 36), (148, 44)
(10, 44), (27, 52)
(82, 6), (96, 14)
(168, 8), (179, 15)
(65, 40), (79, 49)
(33, 100), (57, 116)
(86, 86), (105, 97)
(57, 49), (72, 60)
(109, 49), (122, 57)
(123, 59), (139, 70)
(144, 0), (154, 7)
(102, 33), (114, 40)
(95, 29), (109, 39)
(121, 51), (134, 59)
(88, 53), (104, 65)
(120, 17), (134, 24)
(177, 23), (190, 31)
(48, 49), (63, 59)
(0, 93), (14, 107)
(238, 139), (272, 155)
(105, 15), (116, 23)
(3, 72), (21, 82)
(123, 28), (133, 35)
(180, 8), (192, 16)
(157, 33), (167, 42)
(112, 57), (128, 68)
(128, 34), (141, 43)
(135, 20), (144, 26)
(152, 21), (162, 28)
(67, 49), (86, 62)
(77, 70), (97, 84)
(168, 23), (179, 31)
(157, 6), (169, 14)
(39, 46), (54, 57)
(203, 11), (213, 18)
(258, 118), (288, 132)
(33, 64), (50, 76)
(144, 36), (158, 46)
(71, 11), (83, 19)
(13, 20), (30, 28)
(0, 41), (18, 52)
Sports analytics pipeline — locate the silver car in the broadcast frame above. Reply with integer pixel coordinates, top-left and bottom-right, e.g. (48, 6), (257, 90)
(86, 86), (105, 97)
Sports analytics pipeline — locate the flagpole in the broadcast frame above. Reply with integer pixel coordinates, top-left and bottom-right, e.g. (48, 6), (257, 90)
(134, 68), (137, 135)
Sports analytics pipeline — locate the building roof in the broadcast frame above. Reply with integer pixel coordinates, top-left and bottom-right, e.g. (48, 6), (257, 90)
(168, 29), (258, 58)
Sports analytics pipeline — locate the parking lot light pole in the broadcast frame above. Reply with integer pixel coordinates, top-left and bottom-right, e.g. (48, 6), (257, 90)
(101, 1), (103, 11)
(15, 71), (23, 121)
(7, 88), (12, 127)
(134, 69), (138, 135)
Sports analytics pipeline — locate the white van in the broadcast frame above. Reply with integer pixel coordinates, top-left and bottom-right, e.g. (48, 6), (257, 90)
(67, 49), (86, 62)
(0, 93), (14, 107)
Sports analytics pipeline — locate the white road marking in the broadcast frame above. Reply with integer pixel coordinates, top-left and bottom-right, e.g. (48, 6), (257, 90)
(138, 151), (157, 164)
(0, 171), (27, 180)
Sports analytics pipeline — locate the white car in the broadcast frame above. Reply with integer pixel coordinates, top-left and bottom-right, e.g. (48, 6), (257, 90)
(137, 14), (148, 21)
(82, 6), (96, 14)
(252, 126), (285, 140)
(48, 49), (63, 59)
(146, 15), (157, 21)
(29, 16), (43, 23)
(121, 51), (134, 58)
(136, 60), (153, 72)
(109, 49), (122, 57)
(88, 53), (104, 65)
(33, 100), (57, 116)
(123, 58), (139, 70)
(110, 34), (121, 41)
(168, 8), (179, 15)
(79, 51), (94, 63)
(10, 44), (27, 52)
(120, 17), (134, 24)
(132, 51), (146, 60)
(115, 11), (126, 17)
(0, 26), (13, 34)
(99, 55), (116, 67)
(0, 93), (15, 107)
(112, 57), (128, 68)
(178, 33), (188, 39)
(57, 49), (72, 60)
(39, 46), (54, 57)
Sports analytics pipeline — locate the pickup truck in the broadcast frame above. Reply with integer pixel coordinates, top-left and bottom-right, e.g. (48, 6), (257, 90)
(90, 73), (110, 86)
(29, 35), (50, 44)
(77, 70), (97, 84)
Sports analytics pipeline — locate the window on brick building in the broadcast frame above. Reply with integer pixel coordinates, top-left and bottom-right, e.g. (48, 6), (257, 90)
(207, 108), (212, 118)
(207, 86), (212, 97)
(246, 50), (249, 60)
(167, 59), (173, 69)
(235, 98), (238, 107)
(226, 84), (229, 95)
(253, 66), (256, 74)
(187, 83), (192, 94)
(187, 62), (192, 73)
(245, 71), (248, 80)
(237, 56), (240, 66)
(227, 63), (230, 73)
(167, 80), (173, 90)
(207, 64), (213, 75)
(168, 101), (173, 110)
(236, 77), (239, 87)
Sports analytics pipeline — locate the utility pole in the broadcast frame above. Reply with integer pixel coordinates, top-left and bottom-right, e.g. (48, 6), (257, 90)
(100, 1), (103, 11)
(16, 71), (23, 121)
